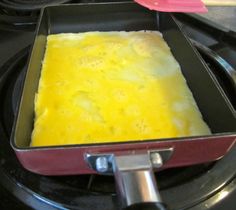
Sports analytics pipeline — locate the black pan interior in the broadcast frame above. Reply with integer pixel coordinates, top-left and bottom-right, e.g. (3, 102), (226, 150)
(13, 2), (236, 148)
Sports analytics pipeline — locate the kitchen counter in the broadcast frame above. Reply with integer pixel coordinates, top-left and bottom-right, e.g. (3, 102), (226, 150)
(199, 6), (236, 32)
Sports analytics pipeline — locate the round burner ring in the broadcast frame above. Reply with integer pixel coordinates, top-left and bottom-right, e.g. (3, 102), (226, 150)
(0, 0), (71, 11)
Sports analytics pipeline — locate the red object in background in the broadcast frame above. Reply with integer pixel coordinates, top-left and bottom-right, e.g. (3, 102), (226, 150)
(135, 0), (208, 13)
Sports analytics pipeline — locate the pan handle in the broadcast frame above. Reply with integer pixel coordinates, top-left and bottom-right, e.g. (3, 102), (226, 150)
(112, 152), (167, 210)
(123, 202), (167, 210)
(85, 149), (173, 209)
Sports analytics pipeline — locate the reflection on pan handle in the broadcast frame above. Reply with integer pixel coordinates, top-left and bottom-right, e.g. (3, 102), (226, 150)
(123, 202), (167, 210)
(113, 152), (167, 210)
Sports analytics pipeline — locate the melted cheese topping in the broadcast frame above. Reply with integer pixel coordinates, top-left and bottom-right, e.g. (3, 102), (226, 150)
(31, 31), (211, 146)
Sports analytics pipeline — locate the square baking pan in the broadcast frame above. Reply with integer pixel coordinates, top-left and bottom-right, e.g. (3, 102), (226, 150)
(10, 2), (236, 175)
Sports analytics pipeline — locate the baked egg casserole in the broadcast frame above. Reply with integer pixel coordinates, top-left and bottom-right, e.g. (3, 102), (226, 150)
(31, 31), (211, 146)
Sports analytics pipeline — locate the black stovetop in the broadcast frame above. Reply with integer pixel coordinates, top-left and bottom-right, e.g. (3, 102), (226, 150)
(0, 2), (236, 210)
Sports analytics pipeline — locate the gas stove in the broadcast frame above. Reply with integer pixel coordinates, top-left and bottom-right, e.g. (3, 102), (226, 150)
(0, 1), (236, 210)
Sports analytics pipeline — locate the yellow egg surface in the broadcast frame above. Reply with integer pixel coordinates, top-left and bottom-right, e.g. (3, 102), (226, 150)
(31, 31), (211, 147)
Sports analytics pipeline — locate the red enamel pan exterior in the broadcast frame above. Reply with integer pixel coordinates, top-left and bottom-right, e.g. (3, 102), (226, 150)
(11, 2), (236, 175)
(15, 136), (236, 175)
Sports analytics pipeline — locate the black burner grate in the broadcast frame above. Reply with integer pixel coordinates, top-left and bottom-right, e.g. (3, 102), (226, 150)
(0, 0), (71, 11)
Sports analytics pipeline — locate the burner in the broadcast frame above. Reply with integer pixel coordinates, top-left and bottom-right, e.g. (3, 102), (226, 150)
(0, 0), (71, 11)
(0, 42), (236, 209)
(191, 41), (236, 110)
(0, 1), (130, 32)
(0, 9), (38, 31)
(0, 0), (71, 31)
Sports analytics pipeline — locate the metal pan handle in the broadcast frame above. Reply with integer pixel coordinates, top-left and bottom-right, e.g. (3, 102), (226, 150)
(113, 152), (167, 210)
(123, 202), (167, 210)
(85, 149), (173, 210)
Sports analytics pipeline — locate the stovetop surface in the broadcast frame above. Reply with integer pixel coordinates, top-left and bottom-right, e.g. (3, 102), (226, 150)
(0, 2), (236, 210)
